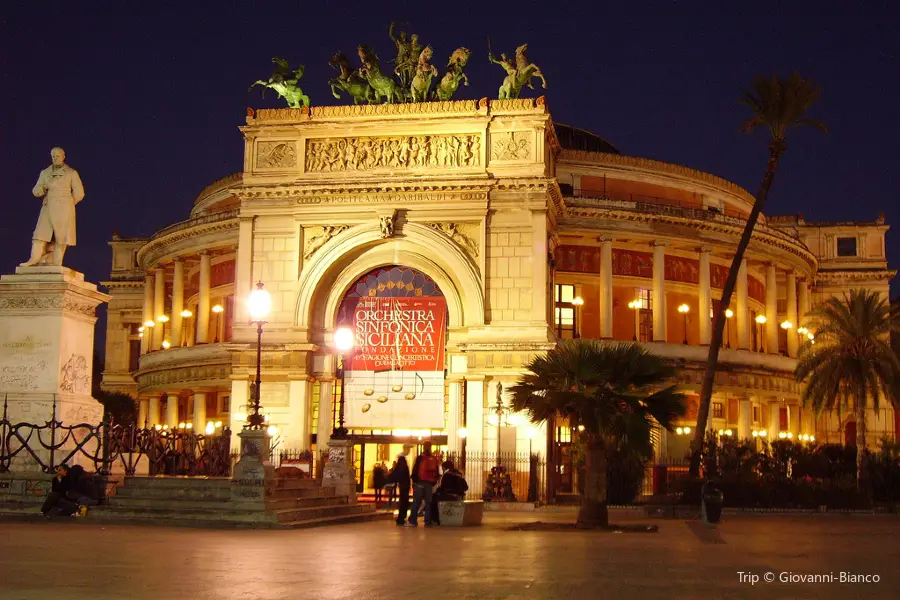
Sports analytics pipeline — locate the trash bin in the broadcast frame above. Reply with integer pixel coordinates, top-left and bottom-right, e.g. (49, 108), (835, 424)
(652, 465), (668, 495)
(701, 481), (723, 524)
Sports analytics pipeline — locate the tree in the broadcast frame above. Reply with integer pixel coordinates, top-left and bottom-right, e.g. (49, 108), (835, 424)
(689, 73), (826, 477)
(795, 290), (900, 488)
(94, 390), (138, 427)
(509, 341), (684, 528)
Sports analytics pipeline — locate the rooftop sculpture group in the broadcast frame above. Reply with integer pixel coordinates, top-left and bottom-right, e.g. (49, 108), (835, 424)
(251, 22), (546, 107)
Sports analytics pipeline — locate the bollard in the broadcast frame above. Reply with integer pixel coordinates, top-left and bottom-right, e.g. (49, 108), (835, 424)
(701, 481), (724, 525)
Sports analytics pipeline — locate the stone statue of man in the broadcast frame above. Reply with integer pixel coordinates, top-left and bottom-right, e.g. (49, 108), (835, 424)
(21, 147), (84, 267)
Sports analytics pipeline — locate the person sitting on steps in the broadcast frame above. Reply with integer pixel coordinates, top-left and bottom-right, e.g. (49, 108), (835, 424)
(41, 464), (73, 517)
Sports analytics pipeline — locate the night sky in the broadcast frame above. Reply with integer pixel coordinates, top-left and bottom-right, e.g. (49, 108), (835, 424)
(2, 2), (898, 359)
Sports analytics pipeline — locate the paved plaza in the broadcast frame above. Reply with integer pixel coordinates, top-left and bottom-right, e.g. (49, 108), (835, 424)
(1, 510), (898, 600)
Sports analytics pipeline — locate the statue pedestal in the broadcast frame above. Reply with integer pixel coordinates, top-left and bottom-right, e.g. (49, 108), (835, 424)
(230, 428), (275, 508)
(322, 438), (357, 502)
(0, 266), (109, 471)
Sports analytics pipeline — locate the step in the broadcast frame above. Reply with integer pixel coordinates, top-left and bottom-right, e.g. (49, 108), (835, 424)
(89, 505), (278, 524)
(271, 478), (321, 490)
(114, 486), (232, 501)
(269, 485), (335, 500)
(122, 476), (232, 489)
(265, 495), (349, 510)
(277, 510), (394, 529)
(273, 503), (373, 523)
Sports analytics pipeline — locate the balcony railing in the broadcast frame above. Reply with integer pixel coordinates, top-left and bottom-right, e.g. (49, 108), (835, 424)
(566, 191), (802, 245)
(149, 208), (240, 242)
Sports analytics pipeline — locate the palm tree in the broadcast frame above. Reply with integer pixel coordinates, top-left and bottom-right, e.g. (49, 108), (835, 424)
(689, 73), (826, 477)
(794, 290), (900, 488)
(510, 341), (684, 528)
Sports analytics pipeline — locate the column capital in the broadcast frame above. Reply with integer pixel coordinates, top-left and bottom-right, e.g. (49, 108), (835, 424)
(597, 236), (616, 244)
(651, 241), (670, 248)
(199, 249), (210, 257)
(464, 375), (486, 382)
(698, 246), (714, 254)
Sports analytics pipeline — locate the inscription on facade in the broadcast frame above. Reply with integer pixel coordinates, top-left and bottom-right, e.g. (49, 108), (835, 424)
(0, 337), (52, 391)
(305, 134), (481, 173)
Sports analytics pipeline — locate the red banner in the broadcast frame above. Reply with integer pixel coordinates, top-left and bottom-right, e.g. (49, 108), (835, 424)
(348, 296), (447, 372)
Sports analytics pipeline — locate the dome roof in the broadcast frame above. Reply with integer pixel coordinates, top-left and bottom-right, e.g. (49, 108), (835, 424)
(554, 123), (619, 155)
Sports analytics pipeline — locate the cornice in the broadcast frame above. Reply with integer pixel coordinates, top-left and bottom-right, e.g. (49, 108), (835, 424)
(244, 98), (545, 125)
(814, 269), (896, 282)
(239, 181), (493, 204)
(558, 150), (756, 205)
(194, 173), (242, 207)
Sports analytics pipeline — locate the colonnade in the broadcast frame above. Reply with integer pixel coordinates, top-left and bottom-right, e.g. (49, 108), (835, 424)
(590, 242), (812, 357)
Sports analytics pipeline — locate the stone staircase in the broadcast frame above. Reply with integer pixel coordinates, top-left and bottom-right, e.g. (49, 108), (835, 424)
(0, 474), (392, 529)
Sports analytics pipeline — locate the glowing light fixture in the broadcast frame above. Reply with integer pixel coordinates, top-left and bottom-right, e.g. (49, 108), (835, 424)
(248, 281), (272, 322)
(180, 309), (193, 318)
(781, 320), (793, 330)
(755, 315), (767, 324)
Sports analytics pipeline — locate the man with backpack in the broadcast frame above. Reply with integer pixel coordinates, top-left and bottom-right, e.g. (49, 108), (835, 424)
(408, 442), (440, 527)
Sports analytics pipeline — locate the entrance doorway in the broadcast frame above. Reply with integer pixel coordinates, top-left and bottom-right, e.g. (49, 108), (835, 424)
(349, 435), (449, 494)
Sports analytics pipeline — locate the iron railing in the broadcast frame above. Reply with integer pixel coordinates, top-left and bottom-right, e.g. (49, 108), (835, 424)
(107, 425), (232, 477)
(567, 191), (804, 245)
(0, 397), (106, 474)
(0, 396), (231, 477)
(450, 451), (547, 504)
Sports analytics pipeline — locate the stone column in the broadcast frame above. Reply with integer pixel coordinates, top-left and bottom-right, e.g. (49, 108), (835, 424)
(447, 380), (463, 454)
(229, 379), (250, 449)
(235, 216), (254, 324)
(788, 403), (800, 436)
(798, 278), (811, 328)
(465, 377), (485, 453)
(138, 398), (149, 428)
(736, 259), (750, 350)
(148, 395), (161, 427)
(141, 274), (154, 354)
(698, 247), (712, 345)
(599, 237), (614, 338)
(197, 252), (211, 344)
(768, 401), (781, 440)
(171, 259), (185, 347)
(287, 378), (312, 451)
(152, 267), (166, 350)
(651, 242), (667, 341)
(531, 211), (549, 325)
(192, 392), (207, 432)
(166, 393), (179, 427)
(317, 380), (334, 450)
(786, 271), (798, 358)
(765, 264), (778, 354)
(738, 397), (752, 439)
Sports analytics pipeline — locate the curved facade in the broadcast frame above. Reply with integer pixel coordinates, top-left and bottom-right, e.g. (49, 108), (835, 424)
(101, 99), (895, 495)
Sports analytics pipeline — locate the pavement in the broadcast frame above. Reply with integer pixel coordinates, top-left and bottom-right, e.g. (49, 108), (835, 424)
(0, 509), (898, 600)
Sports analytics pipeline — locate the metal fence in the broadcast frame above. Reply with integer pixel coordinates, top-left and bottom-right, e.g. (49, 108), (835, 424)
(0, 397), (231, 477)
(450, 451), (547, 503)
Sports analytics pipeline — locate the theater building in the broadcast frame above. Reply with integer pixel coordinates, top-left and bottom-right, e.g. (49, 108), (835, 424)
(101, 99), (895, 497)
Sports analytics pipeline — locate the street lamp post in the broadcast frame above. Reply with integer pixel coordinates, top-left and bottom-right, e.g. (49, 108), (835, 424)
(180, 309), (192, 347)
(212, 304), (224, 343)
(246, 281), (271, 429)
(627, 299), (641, 341)
(492, 383), (509, 466)
(572, 296), (584, 339)
(332, 326), (354, 439)
(677, 303), (690, 345)
(755, 314), (767, 352)
(724, 308), (734, 349)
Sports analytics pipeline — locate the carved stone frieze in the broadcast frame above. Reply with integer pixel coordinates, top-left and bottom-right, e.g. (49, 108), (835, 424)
(303, 225), (351, 260)
(489, 98), (544, 112)
(0, 296), (97, 317)
(255, 141), (297, 169)
(426, 222), (480, 258)
(490, 131), (532, 161)
(305, 134), (481, 173)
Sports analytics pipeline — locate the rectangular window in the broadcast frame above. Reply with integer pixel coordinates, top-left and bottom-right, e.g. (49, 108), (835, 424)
(753, 406), (760, 423)
(636, 288), (653, 342)
(554, 284), (577, 339)
(712, 402), (724, 419)
(836, 237), (857, 257)
(128, 339), (141, 372)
